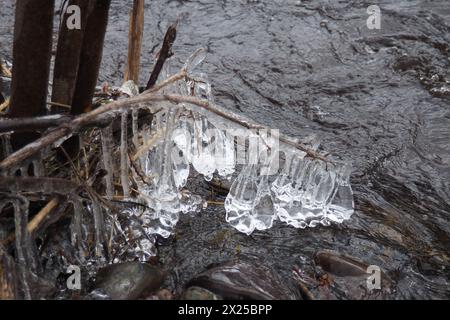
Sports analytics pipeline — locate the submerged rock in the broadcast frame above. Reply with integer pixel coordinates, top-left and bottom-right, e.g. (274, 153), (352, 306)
(312, 250), (395, 299)
(182, 286), (223, 300)
(91, 262), (165, 300)
(314, 250), (371, 277)
(185, 259), (297, 300)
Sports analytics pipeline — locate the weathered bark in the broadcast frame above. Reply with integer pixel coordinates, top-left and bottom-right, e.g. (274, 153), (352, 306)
(61, 0), (111, 159)
(71, 0), (111, 115)
(51, 0), (95, 112)
(0, 115), (71, 133)
(146, 21), (177, 90)
(8, 0), (54, 150)
(124, 0), (145, 85)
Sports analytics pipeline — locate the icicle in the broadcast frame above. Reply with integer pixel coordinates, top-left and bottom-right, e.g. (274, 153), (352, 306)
(161, 57), (177, 94)
(91, 48), (357, 239)
(271, 154), (309, 228)
(147, 109), (181, 237)
(225, 165), (258, 235)
(191, 114), (216, 180)
(171, 115), (192, 188)
(132, 108), (139, 148)
(291, 159), (324, 228)
(171, 139), (190, 189)
(31, 156), (45, 177)
(297, 161), (335, 227)
(91, 200), (106, 259)
(251, 163), (276, 232)
(101, 124), (114, 199)
(183, 48), (207, 75)
(214, 128), (235, 178)
(70, 197), (86, 260)
(120, 111), (130, 198)
(158, 109), (177, 194)
(13, 197), (32, 300)
(326, 163), (354, 223)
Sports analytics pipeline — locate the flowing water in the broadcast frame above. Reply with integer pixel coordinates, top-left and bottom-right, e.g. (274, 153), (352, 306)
(1, 0), (449, 299)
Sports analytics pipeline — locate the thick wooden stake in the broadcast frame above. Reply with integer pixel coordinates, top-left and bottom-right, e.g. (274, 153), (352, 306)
(61, 0), (111, 159)
(125, 0), (145, 85)
(8, 0), (54, 150)
(71, 0), (111, 115)
(51, 0), (94, 112)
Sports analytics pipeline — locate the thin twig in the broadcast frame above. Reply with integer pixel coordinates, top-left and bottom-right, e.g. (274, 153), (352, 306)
(0, 115), (72, 133)
(0, 99), (9, 113)
(124, 0), (145, 84)
(143, 69), (187, 94)
(47, 101), (72, 110)
(145, 20), (178, 90)
(0, 62), (11, 78)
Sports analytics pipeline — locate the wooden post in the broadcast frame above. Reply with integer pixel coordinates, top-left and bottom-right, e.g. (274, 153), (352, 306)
(124, 0), (145, 85)
(71, 0), (111, 115)
(60, 0), (111, 159)
(51, 0), (95, 112)
(8, 0), (54, 150)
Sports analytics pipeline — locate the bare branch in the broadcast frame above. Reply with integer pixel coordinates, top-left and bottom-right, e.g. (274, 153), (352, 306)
(0, 115), (72, 133)
(146, 20), (178, 90)
(0, 73), (328, 172)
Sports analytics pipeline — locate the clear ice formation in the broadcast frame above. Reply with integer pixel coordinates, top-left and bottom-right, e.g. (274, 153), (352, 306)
(101, 48), (355, 243)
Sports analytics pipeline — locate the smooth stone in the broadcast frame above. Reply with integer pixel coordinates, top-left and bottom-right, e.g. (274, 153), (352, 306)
(186, 259), (297, 300)
(92, 262), (165, 300)
(314, 250), (370, 277)
(182, 286), (223, 300)
(313, 250), (395, 299)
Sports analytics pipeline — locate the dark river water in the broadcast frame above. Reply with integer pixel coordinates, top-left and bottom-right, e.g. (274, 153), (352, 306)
(1, 0), (450, 299)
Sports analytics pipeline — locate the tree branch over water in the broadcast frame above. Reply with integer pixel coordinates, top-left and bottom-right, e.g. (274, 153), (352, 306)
(0, 68), (329, 172)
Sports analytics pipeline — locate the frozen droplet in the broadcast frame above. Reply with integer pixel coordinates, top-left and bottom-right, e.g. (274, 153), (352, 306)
(183, 48), (207, 75)
(191, 115), (216, 178)
(101, 125), (114, 199)
(214, 129), (235, 178)
(326, 163), (354, 223)
(252, 167), (276, 231)
(120, 111), (130, 198)
(225, 165), (258, 235)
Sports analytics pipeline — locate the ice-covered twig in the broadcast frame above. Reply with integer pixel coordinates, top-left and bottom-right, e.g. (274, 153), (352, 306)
(160, 94), (330, 163)
(143, 69), (187, 94)
(0, 72), (328, 172)
(120, 111), (130, 198)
